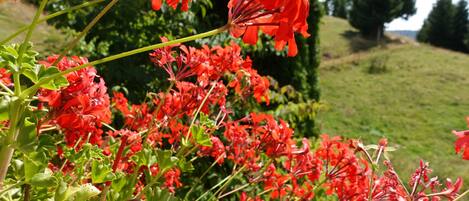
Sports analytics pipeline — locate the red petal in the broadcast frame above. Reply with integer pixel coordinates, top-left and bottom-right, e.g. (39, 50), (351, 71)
(287, 38), (298, 57)
(152, 0), (162, 10)
(242, 26), (259, 45)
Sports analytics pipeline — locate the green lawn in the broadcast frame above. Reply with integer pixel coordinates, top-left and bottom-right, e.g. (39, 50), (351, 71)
(318, 17), (469, 182)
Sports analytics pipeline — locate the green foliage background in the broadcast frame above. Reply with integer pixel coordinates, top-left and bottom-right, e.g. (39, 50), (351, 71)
(27, 0), (323, 138)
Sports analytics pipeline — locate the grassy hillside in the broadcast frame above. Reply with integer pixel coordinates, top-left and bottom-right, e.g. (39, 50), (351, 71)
(0, 0), (65, 54)
(318, 16), (469, 182)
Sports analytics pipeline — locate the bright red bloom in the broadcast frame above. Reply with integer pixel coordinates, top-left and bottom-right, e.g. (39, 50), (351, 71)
(108, 129), (143, 155)
(199, 136), (226, 165)
(150, 42), (270, 105)
(150, 163), (160, 176)
(38, 56), (111, 147)
(454, 130), (469, 160)
(0, 67), (11, 86)
(314, 134), (370, 200)
(151, 0), (191, 11)
(227, 0), (310, 56)
(452, 117), (469, 160)
(372, 161), (409, 200)
(163, 168), (182, 193)
(407, 160), (463, 200)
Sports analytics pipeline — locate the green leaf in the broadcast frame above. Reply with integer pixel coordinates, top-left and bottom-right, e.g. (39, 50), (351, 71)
(146, 187), (180, 201)
(37, 66), (69, 90)
(111, 172), (127, 192)
(17, 117), (37, 152)
(71, 184), (101, 201)
(24, 151), (47, 183)
(191, 125), (212, 147)
(91, 160), (115, 183)
(22, 64), (41, 83)
(177, 158), (194, 173)
(156, 150), (178, 172)
(4, 46), (18, 58)
(0, 97), (10, 121)
(200, 113), (216, 128)
(133, 148), (157, 167)
(30, 172), (56, 187)
(55, 180), (71, 201)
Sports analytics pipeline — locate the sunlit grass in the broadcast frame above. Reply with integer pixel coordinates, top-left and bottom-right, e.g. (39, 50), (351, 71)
(318, 16), (469, 183)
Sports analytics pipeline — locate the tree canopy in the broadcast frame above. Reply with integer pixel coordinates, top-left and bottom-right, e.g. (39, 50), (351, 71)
(349, 0), (416, 40)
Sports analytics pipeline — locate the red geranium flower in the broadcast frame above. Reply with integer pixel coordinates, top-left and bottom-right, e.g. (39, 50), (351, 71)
(227, 0), (310, 56)
(452, 117), (469, 160)
(151, 0), (191, 11)
(38, 56), (111, 147)
(0, 68), (11, 86)
(453, 129), (469, 160)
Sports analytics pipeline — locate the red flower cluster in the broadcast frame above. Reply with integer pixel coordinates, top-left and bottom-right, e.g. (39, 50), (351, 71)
(227, 0), (310, 56)
(0, 67), (11, 86)
(151, 0), (191, 11)
(105, 43), (272, 193)
(407, 160), (462, 200)
(315, 135), (370, 200)
(41, 47), (463, 200)
(223, 113), (295, 171)
(38, 56), (111, 147)
(453, 117), (469, 160)
(149, 41), (270, 104)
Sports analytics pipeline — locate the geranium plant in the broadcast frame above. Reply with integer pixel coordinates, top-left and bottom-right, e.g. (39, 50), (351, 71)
(0, 0), (467, 200)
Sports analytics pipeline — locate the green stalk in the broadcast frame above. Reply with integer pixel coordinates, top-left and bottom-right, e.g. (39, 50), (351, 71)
(0, 179), (24, 197)
(20, 25), (229, 99)
(52, 0), (119, 66)
(184, 82), (217, 142)
(16, 0), (49, 66)
(195, 165), (246, 201)
(0, 0), (48, 190)
(0, 0), (105, 45)
(0, 82), (13, 95)
(0, 101), (25, 190)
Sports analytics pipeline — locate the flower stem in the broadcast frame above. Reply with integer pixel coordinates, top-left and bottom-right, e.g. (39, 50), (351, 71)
(0, 82), (13, 95)
(17, 0), (48, 66)
(454, 189), (469, 201)
(0, 0), (105, 46)
(183, 155), (224, 200)
(0, 0), (48, 190)
(184, 82), (218, 143)
(0, 179), (24, 197)
(21, 25), (229, 99)
(52, 0), (118, 66)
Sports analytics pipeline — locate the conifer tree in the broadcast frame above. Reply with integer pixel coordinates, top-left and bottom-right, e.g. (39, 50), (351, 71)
(349, 0), (416, 41)
(417, 0), (456, 49)
(332, 0), (349, 19)
(453, 0), (469, 52)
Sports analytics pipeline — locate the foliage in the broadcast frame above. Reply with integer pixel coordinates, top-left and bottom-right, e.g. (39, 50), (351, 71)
(323, 0), (350, 19)
(418, 0), (469, 53)
(27, 0), (323, 138)
(349, 0), (416, 40)
(26, 0), (214, 101)
(0, 0), (467, 200)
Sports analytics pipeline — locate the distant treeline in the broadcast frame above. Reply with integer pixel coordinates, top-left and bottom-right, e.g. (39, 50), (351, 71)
(417, 0), (469, 53)
(323, 0), (469, 54)
(322, 0), (416, 41)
